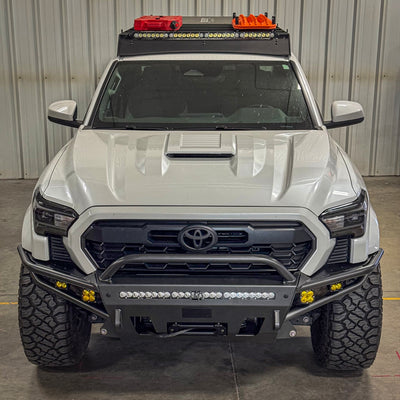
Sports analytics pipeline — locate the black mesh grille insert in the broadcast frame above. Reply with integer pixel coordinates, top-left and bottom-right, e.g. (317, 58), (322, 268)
(83, 220), (314, 274)
(326, 237), (350, 265)
(49, 236), (73, 264)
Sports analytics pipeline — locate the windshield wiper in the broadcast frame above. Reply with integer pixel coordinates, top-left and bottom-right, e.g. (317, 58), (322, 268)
(213, 125), (269, 130)
(123, 125), (170, 130)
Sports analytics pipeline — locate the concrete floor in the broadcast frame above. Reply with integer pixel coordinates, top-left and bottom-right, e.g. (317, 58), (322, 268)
(0, 177), (399, 400)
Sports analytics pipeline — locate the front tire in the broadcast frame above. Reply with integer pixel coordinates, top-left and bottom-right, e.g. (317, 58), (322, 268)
(18, 266), (91, 367)
(311, 265), (383, 370)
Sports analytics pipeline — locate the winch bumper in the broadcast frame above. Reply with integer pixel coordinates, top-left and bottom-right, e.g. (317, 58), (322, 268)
(97, 281), (297, 340)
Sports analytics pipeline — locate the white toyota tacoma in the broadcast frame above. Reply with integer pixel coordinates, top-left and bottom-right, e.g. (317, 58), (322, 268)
(18, 14), (383, 371)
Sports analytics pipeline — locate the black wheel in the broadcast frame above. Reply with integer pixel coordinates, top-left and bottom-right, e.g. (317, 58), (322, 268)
(18, 266), (91, 367)
(311, 265), (383, 370)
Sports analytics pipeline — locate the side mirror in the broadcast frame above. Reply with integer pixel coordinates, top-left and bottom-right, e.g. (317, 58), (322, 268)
(324, 101), (364, 129)
(48, 100), (82, 128)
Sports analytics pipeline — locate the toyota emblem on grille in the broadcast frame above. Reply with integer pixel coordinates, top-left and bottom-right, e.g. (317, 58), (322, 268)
(178, 225), (218, 252)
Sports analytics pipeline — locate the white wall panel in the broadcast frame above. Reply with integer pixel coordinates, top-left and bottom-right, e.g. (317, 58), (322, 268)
(348, 0), (382, 175)
(0, 0), (22, 178)
(64, 0), (95, 121)
(91, 0), (118, 82)
(276, 0), (302, 57)
(300, 0), (329, 107)
(37, 0), (72, 161)
(169, 0), (196, 16)
(142, 0), (169, 16)
(116, 0), (142, 32)
(249, 0), (276, 16)
(323, 0), (355, 151)
(10, 0), (47, 178)
(222, 0), (249, 16)
(196, 0), (222, 16)
(373, 0), (400, 175)
(0, 0), (399, 178)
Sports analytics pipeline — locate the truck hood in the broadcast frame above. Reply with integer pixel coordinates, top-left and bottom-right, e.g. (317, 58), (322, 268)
(43, 129), (357, 215)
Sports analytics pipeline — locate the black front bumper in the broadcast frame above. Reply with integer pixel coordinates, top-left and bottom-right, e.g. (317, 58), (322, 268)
(18, 245), (383, 341)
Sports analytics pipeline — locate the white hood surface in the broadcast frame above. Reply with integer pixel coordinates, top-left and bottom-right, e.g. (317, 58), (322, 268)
(43, 129), (358, 215)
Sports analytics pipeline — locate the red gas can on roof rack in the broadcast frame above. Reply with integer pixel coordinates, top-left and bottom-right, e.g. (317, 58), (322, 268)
(134, 15), (183, 31)
(232, 13), (276, 30)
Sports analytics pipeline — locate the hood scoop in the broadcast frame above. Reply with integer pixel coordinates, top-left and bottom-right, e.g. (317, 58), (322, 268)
(166, 132), (236, 158)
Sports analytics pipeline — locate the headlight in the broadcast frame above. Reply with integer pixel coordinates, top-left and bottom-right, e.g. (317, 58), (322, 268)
(319, 190), (367, 238)
(33, 190), (78, 236)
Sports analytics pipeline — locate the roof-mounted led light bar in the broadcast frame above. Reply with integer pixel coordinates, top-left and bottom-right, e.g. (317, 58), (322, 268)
(131, 31), (276, 40)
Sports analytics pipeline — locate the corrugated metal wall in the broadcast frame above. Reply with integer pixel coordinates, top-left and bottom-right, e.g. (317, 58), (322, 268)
(0, 0), (399, 178)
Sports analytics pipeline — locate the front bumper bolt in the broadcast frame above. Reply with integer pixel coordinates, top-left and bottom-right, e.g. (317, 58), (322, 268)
(289, 330), (297, 337)
(100, 328), (108, 336)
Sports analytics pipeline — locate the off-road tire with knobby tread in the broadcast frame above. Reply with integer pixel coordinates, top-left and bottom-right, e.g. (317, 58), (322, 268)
(18, 265), (91, 367)
(311, 265), (382, 370)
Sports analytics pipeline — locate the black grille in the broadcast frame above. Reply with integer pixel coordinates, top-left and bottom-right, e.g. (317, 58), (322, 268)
(326, 237), (350, 265)
(49, 236), (73, 264)
(149, 229), (248, 244)
(84, 221), (314, 274)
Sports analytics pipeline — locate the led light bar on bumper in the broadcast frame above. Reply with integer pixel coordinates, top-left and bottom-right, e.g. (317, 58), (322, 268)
(319, 190), (367, 238)
(33, 190), (78, 236)
(119, 290), (276, 300)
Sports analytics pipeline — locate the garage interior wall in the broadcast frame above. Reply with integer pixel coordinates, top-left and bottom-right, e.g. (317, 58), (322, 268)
(0, 0), (399, 179)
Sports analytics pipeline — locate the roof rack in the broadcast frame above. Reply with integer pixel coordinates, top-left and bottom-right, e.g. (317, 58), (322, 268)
(117, 14), (290, 57)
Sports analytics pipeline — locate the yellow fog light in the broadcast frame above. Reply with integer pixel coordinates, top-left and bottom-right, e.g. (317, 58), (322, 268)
(82, 289), (96, 303)
(55, 281), (67, 290)
(330, 283), (342, 292)
(300, 290), (315, 304)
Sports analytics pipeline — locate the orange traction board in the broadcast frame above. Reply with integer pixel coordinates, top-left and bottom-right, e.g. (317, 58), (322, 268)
(232, 14), (277, 30)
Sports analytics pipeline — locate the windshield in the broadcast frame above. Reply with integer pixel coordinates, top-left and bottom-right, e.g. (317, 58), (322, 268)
(92, 60), (313, 130)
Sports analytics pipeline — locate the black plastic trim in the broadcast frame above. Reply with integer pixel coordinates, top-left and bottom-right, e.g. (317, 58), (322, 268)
(48, 116), (82, 128)
(118, 37), (290, 57)
(324, 117), (364, 129)
(99, 253), (296, 284)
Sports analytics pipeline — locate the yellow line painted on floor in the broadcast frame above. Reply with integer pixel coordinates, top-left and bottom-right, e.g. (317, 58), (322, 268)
(383, 298), (400, 301)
